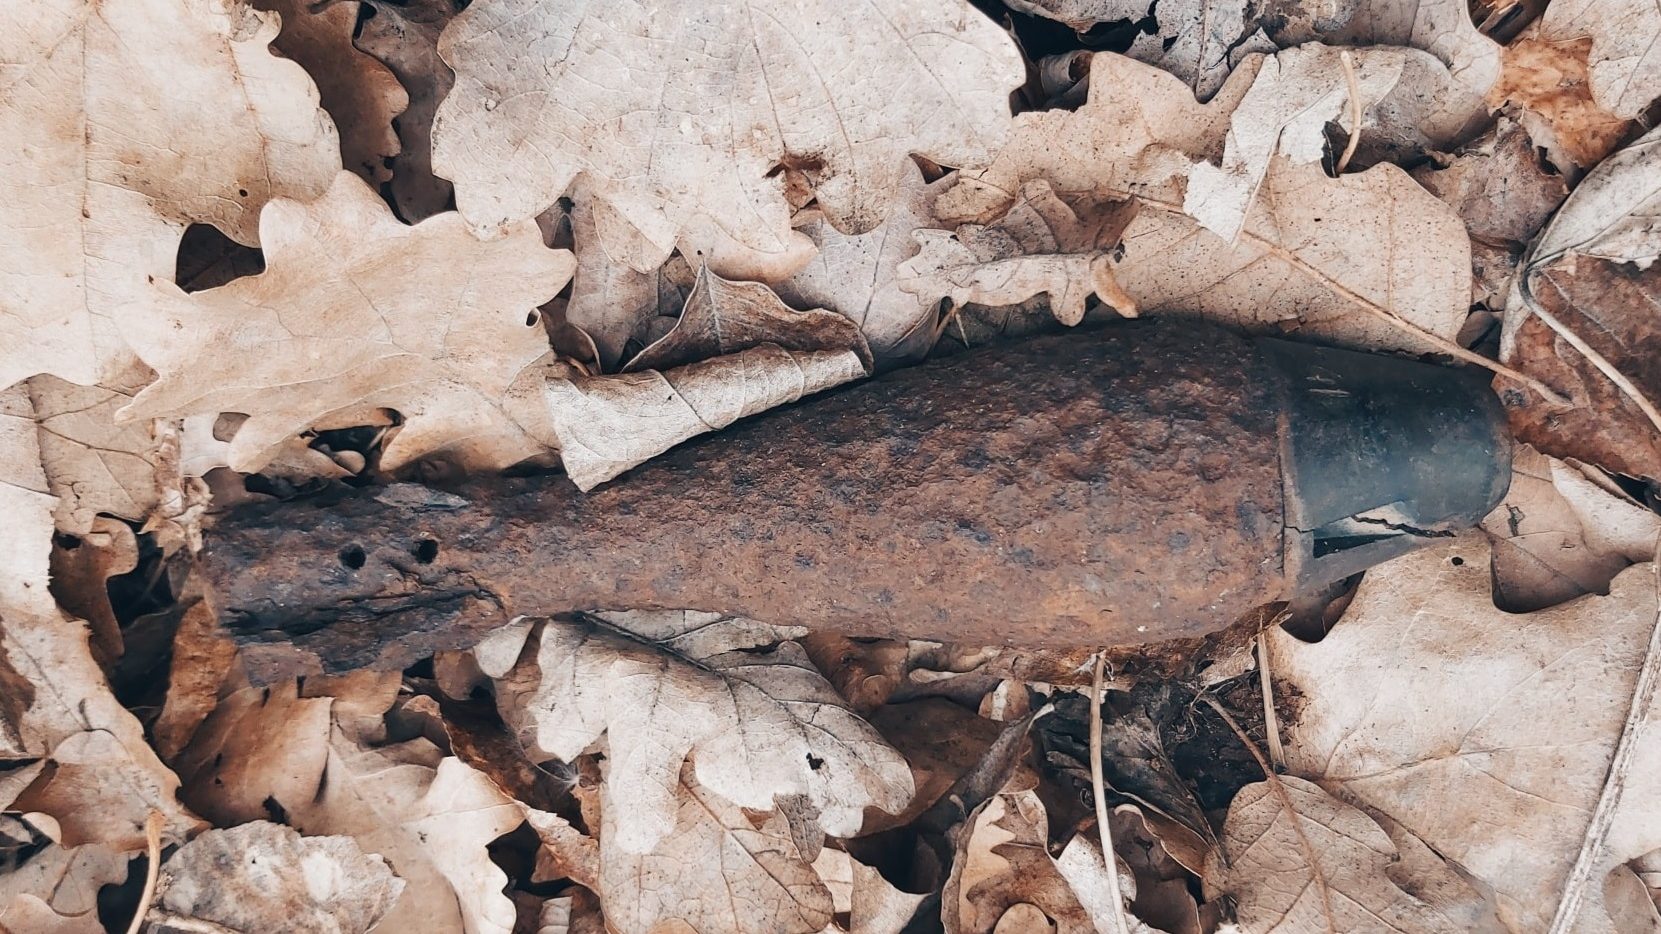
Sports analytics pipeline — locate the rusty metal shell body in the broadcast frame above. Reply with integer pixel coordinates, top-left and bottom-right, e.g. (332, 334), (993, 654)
(205, 321), (1290, 679)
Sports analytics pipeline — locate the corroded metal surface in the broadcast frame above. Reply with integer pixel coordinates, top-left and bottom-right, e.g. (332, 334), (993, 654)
(201, 321), (1288, 681)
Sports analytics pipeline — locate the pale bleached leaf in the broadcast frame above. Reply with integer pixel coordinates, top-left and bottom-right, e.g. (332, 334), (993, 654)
(0, 0), (339, 389)
(1273, 535), (1661, 932)
(119, 172), (574, 475)
(494, 615), (913, 854)
(150, 822), (403, 934)
(430, 0), (1023, 276)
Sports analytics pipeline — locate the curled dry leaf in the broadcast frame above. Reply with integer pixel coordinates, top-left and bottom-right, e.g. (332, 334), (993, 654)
(1118, 159), (1470, 353)
(1272, 535), (1661, 932)
(149, 821), (403, 934)
(1185, 43), (1483, 242)
(175, 681), (334, 826)
(120, 172), (575, 475)
(777, 160), (950, 366)
(1482, 444), (1660, 612)
(0, 0), (339, 390)
(353, 0), (463, 222)
(0, 836), (126, 933)
(597, 766), (834, 934)
(1539, 0), (1661, 118)
(430, 0), (1023, 277)
(493, 614), (913, 854)
(898, 181), (1138, 326)
(1501, 124), (1661, 478)
(1203, 776), (1497, 933)
(1262, 0), (1501, 103)
(563, 192), (699, 369)
(252, 0), (408, 184)
(627, 268), (872, 373)
(537, 344), (868, 491)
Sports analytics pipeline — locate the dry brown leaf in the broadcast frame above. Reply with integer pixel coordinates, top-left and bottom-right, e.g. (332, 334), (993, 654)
(1002, 0), (1143, 31)
(175, 681), (333, 826)
(938, 53), (1254, 224)
(0, 392), (202, 852)
(1272, 535), (1661, 932)
(1539, 0), (1661, 118)
(0, 835), (126, 934)
(354, 0), (462, 221)
(429, 0), (1023, 277)
(1262, 0), (1501, 101)
(0, 0), (339, 390)
(493, 613), (913, 854)
(1482, 444), (1661, 612)
(535, 344), (868, 491)
(596, 766), (833, 934)
(812, 848), (928, 934)
(777, 161), (949, 365)
(120, 171), (574, 475)
(46, 517), (136, 669)
(292, 740), (524, 934)
(1116, 159), (1470, 353)
(1186, 43), (1483, 241)
(1203, 776), (1497, 933)
(866, 699), (1007, 834)
(253, 0), (408, 184)
(1501, 124), (1661, 478)
(626, 268), (872, 374)
(149, 821), (403, 934)
(1124, 0), (1276, 101)
(899, 181), (1137, 326)
(25, 364), (163, 535)
(1486, 37), (1635, 174)
(151, 599), (238, 761)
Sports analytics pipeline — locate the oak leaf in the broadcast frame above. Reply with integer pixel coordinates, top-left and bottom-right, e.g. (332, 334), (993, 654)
(353, 0), (462, 221)
(1539, 0), (1661, 118)
(119, 172), (574, 475)
(493, 613), (913, 854)
(0, 0), (339, 389)
(1203, 776), (1498, 933)
(1272, 535), (1661, 932)
(1486, 37), (1635, 173)
(429, 0), (1024, 277)
(0, 834), (126, 934)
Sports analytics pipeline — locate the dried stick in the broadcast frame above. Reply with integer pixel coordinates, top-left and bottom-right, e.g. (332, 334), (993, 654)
(1335, 52), (1362, 175)
(1255, 632), (1286, 771)
(125, 809), (165, 934)
(1548, 553), (1661, 933)
(1089, 652), (1134, 934)
(1200, 693), (1339, 934)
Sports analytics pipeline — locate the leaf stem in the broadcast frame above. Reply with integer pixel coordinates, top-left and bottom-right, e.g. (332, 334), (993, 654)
(1089, 652), (1134, 934)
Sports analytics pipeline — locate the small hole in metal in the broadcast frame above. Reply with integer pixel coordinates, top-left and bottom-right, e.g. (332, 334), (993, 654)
(413, 539), (439, 564)
(338, 545), (366, 570)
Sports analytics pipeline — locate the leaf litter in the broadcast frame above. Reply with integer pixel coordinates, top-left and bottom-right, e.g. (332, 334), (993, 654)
(3, 0), (1661, 931)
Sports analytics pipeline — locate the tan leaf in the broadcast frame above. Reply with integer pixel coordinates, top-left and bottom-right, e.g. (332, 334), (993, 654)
(291, 740), (524, 934)
(150, 822), (403, 934)
(564, 193), (699, 369)
(937, 53), (1252, 225)
(1001, 0), (1144, 30)
(119, 172), (574, 475)
(1126, 0), (1276, 101)
(253, 0), (408, 184)
(494, 614), (913, 854)
(0, 0), (338, 389)
(353, 0), (461, 221)
(47, 517), (136, 667)
(898, 181), (1137, 326)
(536, 344), (868, 490)
(25, 363), (163, 535)
(1272, 535), (1661, 932)
(0, 391), (202, 851)
(1116, 159), (1470, 352)
(1185, 44), (1482, 241)
(1539, 0), (1661, 118)
(1203, 776), (1496, 933)
(627, 268), (872, 373)
(0, 836), (126, 934)
(1263, 0), (1501, 103)
(1486, 37), (1635, 173)
(596, 766), (833, 934)
(429, 0), (1023, 276)
(777, 160), (950, 365)
(175, 681), (334, 826)
(151, 599), (238, 761)
(1482, 444), (1660, 611)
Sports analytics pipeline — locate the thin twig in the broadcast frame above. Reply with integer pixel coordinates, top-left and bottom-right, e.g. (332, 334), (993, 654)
(1335, 52), (1362, 175)
(1548, 551), (1661, 933)
(1200, 694), (1339, 934)
(126, 809), (165, 934)
(1088, 652), (1134, 934)
(1255, 632), (1286, 771)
